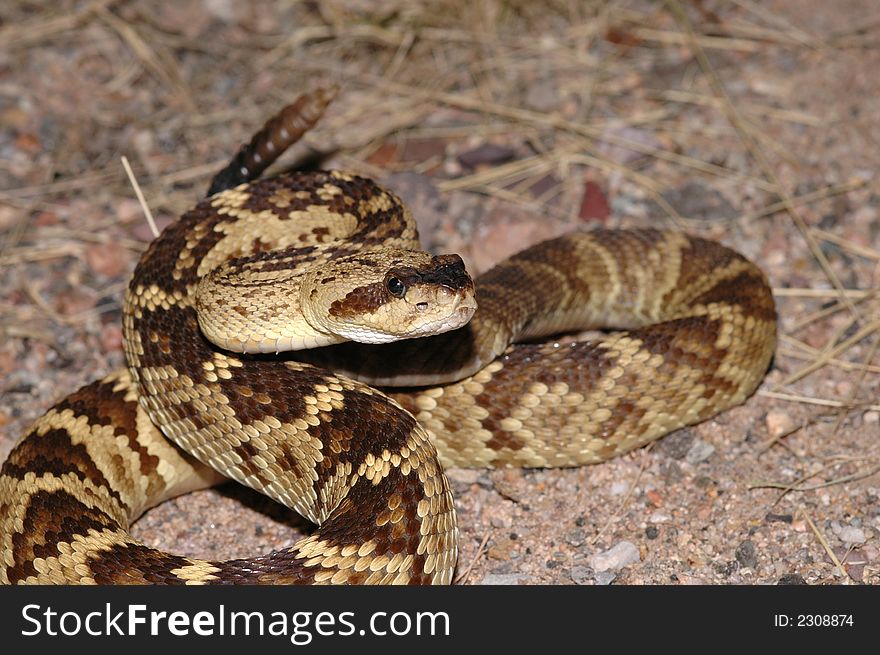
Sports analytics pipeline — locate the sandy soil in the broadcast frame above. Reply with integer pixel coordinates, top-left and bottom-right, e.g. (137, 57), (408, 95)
(1, 0), (878, 585)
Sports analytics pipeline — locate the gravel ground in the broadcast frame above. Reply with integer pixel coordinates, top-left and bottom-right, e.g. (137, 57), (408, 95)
(1, 0), (878, 585)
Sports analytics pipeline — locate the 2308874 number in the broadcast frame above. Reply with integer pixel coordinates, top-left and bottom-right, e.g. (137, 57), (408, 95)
(797, 615), (853, 627)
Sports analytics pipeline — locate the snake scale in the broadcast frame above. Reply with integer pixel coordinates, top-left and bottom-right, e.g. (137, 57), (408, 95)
(0, 89), (776, 584)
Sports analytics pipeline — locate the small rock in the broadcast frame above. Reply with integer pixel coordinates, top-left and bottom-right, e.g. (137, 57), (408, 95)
(85, 242), (128, 278)
(33, 210), (60, 226)
(685, 439), (715, 464)
(154, 0), (213, 38)
(56, 287), (98, 317)
(837, 525), (867, 545)
(489, 515), (511, 529)
(100, 324), (123, 352)
(594, 571), (616, 585)
(864, 411), (879, 425)
(589, 541), (640, 572)
(524, 78), (560, 113)
(570, 565), (594, 585)
(366, 142), (400, 168)
(659, 181), (737, 221)
(457, 143), (516, 169)
(609, 481), (629, 496)
(715, 561), (737, 578)
(646, 489), (664, 507)
(598, 126), (663, 165)
(0, 350), (17, 376)
(479, 573), (524, 585)
(486, 545), (511, 561)
(657, 429), (694, 460)
(400, 137), (446, 164)
(526, 173), (560, 199)
(765, 410), (795, 438)
(444, 468), (482, 487)
(837, 547), (868, 582)
(735, 540), (758, 569)
(676, 574), (709, 585)
(777, 574), (807, 585)
(662, 461), (683, 483)
(565, 528), (586, 547)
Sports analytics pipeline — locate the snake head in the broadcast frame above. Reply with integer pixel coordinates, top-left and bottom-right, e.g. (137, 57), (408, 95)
(310, 250), (477, 345)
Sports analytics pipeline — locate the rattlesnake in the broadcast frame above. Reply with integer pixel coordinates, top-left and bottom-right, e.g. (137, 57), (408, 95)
(0, 89), (776, 584)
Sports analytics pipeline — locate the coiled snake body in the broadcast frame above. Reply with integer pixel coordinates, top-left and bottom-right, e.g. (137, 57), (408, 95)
(0, 91), (776, 584)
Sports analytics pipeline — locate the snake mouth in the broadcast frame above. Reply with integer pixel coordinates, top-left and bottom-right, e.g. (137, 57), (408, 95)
(400, 284), (476, 335)
(453, 293), (478, 318)
(442, 291), (477, 330)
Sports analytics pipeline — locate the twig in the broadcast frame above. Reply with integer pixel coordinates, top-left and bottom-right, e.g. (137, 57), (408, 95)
(771, 288), (874, 299)
(830, 335), (880, 436)
(771, 320), (880, 390)
(798, 508), (850, 581)
(758, 390), (880, 412)
(121, 156), (159, 239)
(590, 443), (653, 545)
(454, 531), (493, 585)
(740, 178), (866, 222)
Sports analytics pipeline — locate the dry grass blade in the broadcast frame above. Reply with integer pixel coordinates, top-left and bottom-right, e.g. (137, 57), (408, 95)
(787, 293), (877, 333)
(830, 335), (880, 435)
(121, 156), (159, 239)
(758, 416), (811, 453)
(751, 456), (880, 494)
(95, 6), (195, 111)
(790, 463), (880, 492)
(565, 153), (665, 194)
(798, 509), (850, 581)
(728, 0), (826, 49)
(758, 390), (880, 412)
(0, 243), (83, 267)
(811, 227), (880, 261)
(624, 26), (764, 52)
(0, 0), (114, 49)
(778, 343), (880, 375)
(656, 89), (823, 126)
(741, 178), (866, 222)
(771, 288), (874, 299)
(826, 12), (880, 47)
(750, 461), (835, 501)
(771, 320), (880, 390)
(454, 531), (493, 585)
(2, 170), (120, 198)
(438, 151), (565, 193)
(590, 444), (653, 546)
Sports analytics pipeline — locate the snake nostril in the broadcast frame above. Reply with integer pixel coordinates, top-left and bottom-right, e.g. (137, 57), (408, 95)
(416, 302), (428, 311)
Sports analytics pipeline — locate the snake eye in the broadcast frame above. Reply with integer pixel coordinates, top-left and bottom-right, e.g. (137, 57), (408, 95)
(386, 276), (406, 298)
